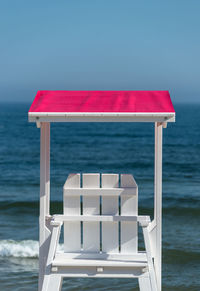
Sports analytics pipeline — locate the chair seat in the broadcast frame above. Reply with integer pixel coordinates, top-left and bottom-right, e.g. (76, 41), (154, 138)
(52, 252), (148, 268)
(51, 252), (148, 279)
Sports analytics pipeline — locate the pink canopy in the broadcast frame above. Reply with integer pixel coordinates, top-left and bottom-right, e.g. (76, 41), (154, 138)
(28, 91), (175, 122)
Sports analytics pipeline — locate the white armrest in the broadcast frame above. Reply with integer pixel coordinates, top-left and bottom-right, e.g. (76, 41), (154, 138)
(138, 216), (151, 227)
(51, 214), (150, 225)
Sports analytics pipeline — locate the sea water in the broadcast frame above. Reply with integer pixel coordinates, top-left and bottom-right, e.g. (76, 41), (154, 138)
(0, 103), (199, 291)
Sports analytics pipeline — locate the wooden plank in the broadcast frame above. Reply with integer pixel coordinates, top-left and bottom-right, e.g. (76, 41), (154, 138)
(139, 276), (152, 291)
(29, 112), (175, 123)
(53, 214), (150, 223)
(42, 272), (145, 279)
(154, 122), (163, 291)
(53, 251), (147, 261)
(39, 122), (51, 291)
(120, 174), (138, 253)
(82, 174), (100, 252)
(44, 274), (63, 291)
(142, 226), (158, 291)
(63, 174), (81, 252)
(63, 188), (137, 196)
(42, 223), (62, 291)
(52, 258), (147, 268)
(102, 174), (119, 253)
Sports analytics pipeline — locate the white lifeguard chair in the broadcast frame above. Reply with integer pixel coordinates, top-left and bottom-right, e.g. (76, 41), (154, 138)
(28, 90), (175, 291)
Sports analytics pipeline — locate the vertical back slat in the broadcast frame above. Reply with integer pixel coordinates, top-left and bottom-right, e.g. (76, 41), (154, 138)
(82, 174), (100, 252)
(102, 174), (119, 253)
(63, 174), (81, 252)
(120, 174), (138, 253)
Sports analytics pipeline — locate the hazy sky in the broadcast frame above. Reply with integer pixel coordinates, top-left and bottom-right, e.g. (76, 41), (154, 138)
(0, 0), (200, 103)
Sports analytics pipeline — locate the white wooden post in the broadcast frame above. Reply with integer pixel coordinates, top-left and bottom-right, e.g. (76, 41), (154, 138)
(154, 122), (163, 291)
(39, 122), (51, 291)
(42, 221), (62, 291)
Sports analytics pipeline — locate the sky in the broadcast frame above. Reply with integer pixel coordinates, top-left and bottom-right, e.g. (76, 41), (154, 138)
(0, 0), (200, 103)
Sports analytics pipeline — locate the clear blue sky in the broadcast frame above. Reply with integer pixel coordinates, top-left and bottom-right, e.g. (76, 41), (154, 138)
(0, 0), (200, 103)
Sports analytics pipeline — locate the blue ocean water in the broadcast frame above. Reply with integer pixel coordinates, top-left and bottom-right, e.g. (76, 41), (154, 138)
(0, 103), (199, 291)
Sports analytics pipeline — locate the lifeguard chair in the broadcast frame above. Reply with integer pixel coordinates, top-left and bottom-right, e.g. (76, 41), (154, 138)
(28, 91), (175, 291)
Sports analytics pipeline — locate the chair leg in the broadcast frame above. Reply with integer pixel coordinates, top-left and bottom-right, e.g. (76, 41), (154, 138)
(141, 226), (158, 291)
(139, 276), (152, 291)
(42, 274), (62, 291)
(49, 274), (63, 291)
(41, 222), (62, 291)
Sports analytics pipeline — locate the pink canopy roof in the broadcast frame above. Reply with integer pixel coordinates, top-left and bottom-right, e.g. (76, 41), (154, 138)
(29, 91), (175, 122)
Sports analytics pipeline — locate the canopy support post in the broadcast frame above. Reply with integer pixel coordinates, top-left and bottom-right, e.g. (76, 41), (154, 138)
(39, 122), (51, 291)
(154, 122), (163, 291)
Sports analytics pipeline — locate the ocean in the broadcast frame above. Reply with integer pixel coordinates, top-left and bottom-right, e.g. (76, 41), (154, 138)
(0, 103), (199, 291)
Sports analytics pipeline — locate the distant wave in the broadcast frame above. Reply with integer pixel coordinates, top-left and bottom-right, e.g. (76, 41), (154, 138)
(0, 240), (63, 258)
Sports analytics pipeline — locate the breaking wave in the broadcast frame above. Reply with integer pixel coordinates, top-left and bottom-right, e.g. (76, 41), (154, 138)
(0, 240), (39, 258)
(0, 240), (64, 258)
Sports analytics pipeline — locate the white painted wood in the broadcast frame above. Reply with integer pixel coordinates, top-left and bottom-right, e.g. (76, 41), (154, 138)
(64, 174), (81, 252)
(29, 112), (175, 123)
(63, 173), (80, 189)
(29, 112), (175, 117)
(154, 122), (163, 291)
(52, 255), (147, 267)
(39, 171), (157, 288)
(53, 214), (150, 223)
(63, 187), (137, 196)
(82, 174), (100, 252)
(142, 226), (158, 291)
(47, 223), (62, 266)
(52, 258), (147, 268)
(36, 121), (41, 128)
(121, 174), (137, 188)
(45, 125), (50, 216)
(148, 221), (157, 259)
(49, 268), (146, 278)
(139, 276), (152, 291)
(102, 174), (119, 253)
(44, 275), (62, 291)
(120, 174), (138, 253)
(39, 122), (51, 291)
(53, 252), (147, 261)
(42, 222), (62, 291)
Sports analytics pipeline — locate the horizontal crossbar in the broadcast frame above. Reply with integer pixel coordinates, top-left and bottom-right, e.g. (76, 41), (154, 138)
(52, 215), (150, 225)
(29, 112), (175, 123)
(52, 257), (148, 268)
(63, 187), (137, 196)
(54, 252), (147, 261)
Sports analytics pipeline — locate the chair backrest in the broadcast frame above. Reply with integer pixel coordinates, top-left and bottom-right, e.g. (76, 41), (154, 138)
(63, 173), (138, 254)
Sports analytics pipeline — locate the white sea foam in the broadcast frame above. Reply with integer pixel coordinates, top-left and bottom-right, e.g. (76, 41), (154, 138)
(0, 240), (39, 258)
(0, 240), (64, 258)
